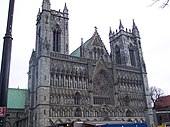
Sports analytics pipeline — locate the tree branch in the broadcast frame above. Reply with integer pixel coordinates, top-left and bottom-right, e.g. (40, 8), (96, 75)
(150, 0), (169, 8)
(162, 0), (169, 8)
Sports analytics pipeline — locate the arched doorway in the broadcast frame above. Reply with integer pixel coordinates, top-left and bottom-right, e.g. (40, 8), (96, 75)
(75, 107), (82, 117)
(126, 110), (133, 117)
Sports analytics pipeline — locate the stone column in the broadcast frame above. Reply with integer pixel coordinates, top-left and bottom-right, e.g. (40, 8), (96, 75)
(53, 73), (56, 86)
(68, 75), (70, 88)
(77, 75), (80, 88)
(63, 74), (66, 87)
(82, 76), (84, 89)
(73, 75), (75, 88)
(59, 74), (61, 87)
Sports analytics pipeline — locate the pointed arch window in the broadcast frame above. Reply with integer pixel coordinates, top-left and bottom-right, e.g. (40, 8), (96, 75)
(74, 92), (81, 105)
(129, 49), (136, 66)
(53, 28), (61, 52)
(115, 47), (121, 64)
(126, 110), (133, 117)
(75, 107), (82, 117)
(37, 26), (41, 54)
(124, 95), (130, 106)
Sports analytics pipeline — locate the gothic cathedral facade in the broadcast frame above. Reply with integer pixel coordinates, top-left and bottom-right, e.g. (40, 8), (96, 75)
(28, 0), (152, 126)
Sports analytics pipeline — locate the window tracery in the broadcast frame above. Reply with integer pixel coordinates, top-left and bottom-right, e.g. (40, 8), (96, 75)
(53, 25), (61, 52)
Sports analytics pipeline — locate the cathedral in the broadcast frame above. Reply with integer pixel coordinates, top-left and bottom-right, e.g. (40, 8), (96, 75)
(27, 0), (153, 127)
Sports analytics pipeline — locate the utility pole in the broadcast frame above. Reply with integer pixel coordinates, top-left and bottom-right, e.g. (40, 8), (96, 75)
(0, 0), (15, 126)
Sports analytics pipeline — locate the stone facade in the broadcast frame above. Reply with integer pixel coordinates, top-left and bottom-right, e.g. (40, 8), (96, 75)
(27, 0), (152, 127)
(6, 108), (27, 127)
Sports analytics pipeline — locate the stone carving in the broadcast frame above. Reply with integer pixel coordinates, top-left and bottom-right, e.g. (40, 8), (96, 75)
(27, 2), (150, 126)
(93, 71), (109, 95)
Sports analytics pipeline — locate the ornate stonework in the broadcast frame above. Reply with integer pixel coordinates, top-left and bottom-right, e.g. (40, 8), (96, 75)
(27, 1), (152, 127)
(93, 71), (110, 96)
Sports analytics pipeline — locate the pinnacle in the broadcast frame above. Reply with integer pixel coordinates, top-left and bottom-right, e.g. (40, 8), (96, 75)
(63, 3), (68, 13)
(119, 19), (124, 30)
(109, 27), (112, 36)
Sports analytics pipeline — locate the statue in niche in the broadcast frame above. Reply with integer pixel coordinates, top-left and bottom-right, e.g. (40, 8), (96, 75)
(45, 15), (48, 24)
(60, 96), (64, 105)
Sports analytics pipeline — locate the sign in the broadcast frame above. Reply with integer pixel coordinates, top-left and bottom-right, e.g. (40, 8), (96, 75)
(0, 107), (6, 117)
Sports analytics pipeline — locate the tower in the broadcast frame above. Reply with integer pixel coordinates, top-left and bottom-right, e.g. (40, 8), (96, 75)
(28, 0), (153, 126)
(109, 19), (139, 67)
(36, 0), (69, 56)
(109, 20), (153, 126)
(28, 0), (69, 126)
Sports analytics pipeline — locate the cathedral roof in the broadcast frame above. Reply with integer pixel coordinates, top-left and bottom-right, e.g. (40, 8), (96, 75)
(70, 37), (92, 57)
(7, 88), (28, 109)
(70, 27), (108, 57)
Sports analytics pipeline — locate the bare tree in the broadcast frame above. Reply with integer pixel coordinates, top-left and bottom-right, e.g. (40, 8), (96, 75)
(151, 0), (169, 8)
(150, 86), (164, 104)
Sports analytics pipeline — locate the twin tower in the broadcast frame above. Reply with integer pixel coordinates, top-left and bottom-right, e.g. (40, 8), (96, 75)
(28, 0), (153, 127)
(36, 0), (140, 67)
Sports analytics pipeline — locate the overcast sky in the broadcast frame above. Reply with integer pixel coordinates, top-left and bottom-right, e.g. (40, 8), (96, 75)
(0, 0), (170, 94)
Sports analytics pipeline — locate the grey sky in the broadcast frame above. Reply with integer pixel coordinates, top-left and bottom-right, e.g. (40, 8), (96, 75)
(0, 0), (170, 94)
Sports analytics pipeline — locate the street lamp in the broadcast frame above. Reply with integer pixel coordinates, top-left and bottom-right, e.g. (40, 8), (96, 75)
(0, 0), (15, 126)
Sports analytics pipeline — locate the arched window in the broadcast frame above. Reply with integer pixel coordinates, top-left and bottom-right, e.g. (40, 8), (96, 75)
(53, 28), (61, 52)
(115, 46), (121, 64)
(74, 92), (81, 105)
(124, 95), (130, 106)
(75, 107), (82, 117)
(129, 49), (136, 66)
(126, 110), (133, 117)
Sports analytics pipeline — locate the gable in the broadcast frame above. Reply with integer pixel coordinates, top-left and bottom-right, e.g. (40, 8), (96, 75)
(70, 29), (110, 62)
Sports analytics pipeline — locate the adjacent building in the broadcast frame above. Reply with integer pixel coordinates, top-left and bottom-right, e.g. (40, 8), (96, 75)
(154, 95), (170, 125)
(6, 88), (28, 127)
(27, 0), (153, 126)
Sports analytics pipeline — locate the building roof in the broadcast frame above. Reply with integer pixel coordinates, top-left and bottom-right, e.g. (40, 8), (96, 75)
(70, 28), (106, 57)
(154, 95), (170, 109)
(7, 88), (28, 109)
(70, 37), (92, 57)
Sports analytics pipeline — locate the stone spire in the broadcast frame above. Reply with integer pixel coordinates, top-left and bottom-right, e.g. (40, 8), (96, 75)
(63, 3), (68, 18)
(80, 38), (84, 57)
(42, 0), (51, 11)
(81, 38), (83, 46)
(37, 8), (41, 21)
(38, 8), (40, 15)
(132, 19), (138, 30)
(132, 19), (140, 38)
(109, 27), (114, 42)
(109, 27), (112, 37)
(119, 19), (124, 30)
(63, 3), (68, 13)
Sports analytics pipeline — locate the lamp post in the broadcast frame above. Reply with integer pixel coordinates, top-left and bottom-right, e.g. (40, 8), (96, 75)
(0, 0), (15, 126)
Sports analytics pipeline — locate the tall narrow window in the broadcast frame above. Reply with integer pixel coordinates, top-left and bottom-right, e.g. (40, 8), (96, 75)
(38, 26), (41, 54)
(116, 49), (121, 64)
(75, 107), (82, 117)
(74, 92), (81, 105)
(129, 49), (136, 66)
(53, 29), (61, 52)
(124, 96), (130, 106)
